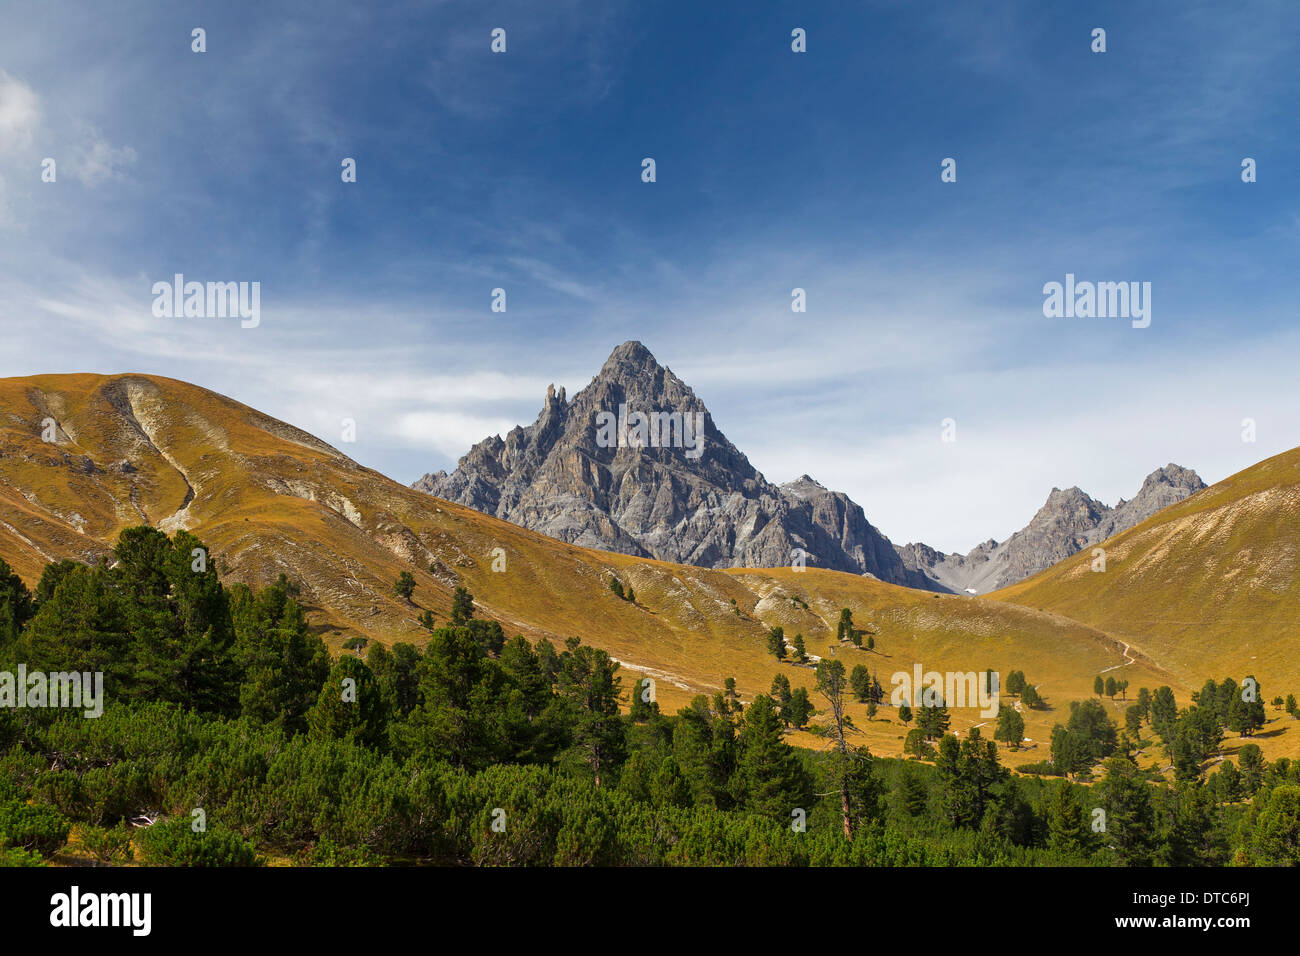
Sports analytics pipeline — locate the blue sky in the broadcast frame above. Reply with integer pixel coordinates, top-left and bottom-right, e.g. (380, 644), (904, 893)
(1, 0), (1298, 552)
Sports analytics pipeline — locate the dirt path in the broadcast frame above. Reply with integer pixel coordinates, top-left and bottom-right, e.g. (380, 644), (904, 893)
(1098, 641), (1135, 674)
(608, 658), (701, 692)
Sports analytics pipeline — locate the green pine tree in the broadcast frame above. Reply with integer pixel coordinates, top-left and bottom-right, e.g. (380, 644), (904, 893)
(995, 706), (1025, 750)
(731, 694), (813, 820)
(791, 632), (807, 664)
(849, 664), (871, 702)
(1096, 757), (1158, 866)
(307, 655), (388, 749)
(1045, 780), (1090, 856)
(450, 586), (475, 625)
(766, 626), (786, 660)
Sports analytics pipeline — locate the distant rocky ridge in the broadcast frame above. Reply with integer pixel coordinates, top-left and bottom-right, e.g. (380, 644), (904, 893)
(413, 342), (930, 586)
(895, 464), (1207, 593)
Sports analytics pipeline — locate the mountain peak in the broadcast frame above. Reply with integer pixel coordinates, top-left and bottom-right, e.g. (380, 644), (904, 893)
(1139, 463), (1206, 495)
(414, 343), (924, 585)
(897, 464), (1206, 595)
(778, 474), (830, 501)
(601, 340), (660, 373)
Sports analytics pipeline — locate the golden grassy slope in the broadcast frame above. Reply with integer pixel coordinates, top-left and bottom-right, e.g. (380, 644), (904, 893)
(990, 446), (1300, 764)
(992, 446), (1300, 695)
(0, 373), (1289, 764)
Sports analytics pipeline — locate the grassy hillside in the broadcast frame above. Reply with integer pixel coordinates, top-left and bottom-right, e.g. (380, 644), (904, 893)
(2, 373), (1287, 765)
(991, 446), (1300, 762)
(993, 447), (1300, 690)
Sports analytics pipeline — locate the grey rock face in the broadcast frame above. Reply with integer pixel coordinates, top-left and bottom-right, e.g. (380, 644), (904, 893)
(413, 341), (927, 585)
(896, 464), (1207, 594)
(1092, 464), (1207, 541)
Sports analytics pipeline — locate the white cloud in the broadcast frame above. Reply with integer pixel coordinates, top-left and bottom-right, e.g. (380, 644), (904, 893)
(391, 410), (522, 460)
(71, 135), (136, 186)
(742, 333), (1300, 553)
(0, 69), (39, 152)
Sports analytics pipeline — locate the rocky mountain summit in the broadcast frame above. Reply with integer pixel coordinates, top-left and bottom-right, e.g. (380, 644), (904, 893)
(896, 464), (1207, 593)
(413, 342), (928, 585)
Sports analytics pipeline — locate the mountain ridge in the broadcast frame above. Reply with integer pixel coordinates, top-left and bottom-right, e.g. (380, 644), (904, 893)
(897, 464), (1208, 594)
(992, 446), (1300, 692)
(416, 342), (1206, 595)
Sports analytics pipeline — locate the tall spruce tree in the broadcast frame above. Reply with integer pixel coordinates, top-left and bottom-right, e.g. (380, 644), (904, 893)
(1045, 779), (1090, 856)
(766, 625), (786, 660)
(849, 664), (872, 703)
(119, 528), (239, 715)
(732, 694), (813, 821)
(1096, 757), (1158, 866)
(230, 576), (330, 734)
(555, 640), (625, 786)
(814, 658), (855, 837)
